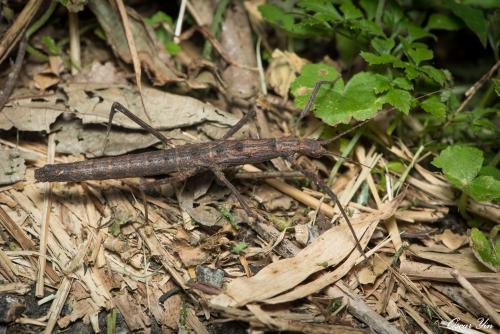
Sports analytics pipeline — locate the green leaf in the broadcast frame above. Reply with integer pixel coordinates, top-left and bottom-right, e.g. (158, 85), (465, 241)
(41, 36), (60, 55)
(426, 13), (462, 31)
(406, 45), (433, 65)
(371, 37), (395, 54)
(164, 41), (181, 55)
(419, 65), (447, 86)
(383, 88), (412, 114)
(480, 166), (500, 179)
(360, 52), (398, 65)
(145, 11), (173, 26)
(298, 0), (342, 22)
(259, 4), (327, 37)
(401, 20), (435, 42)
(291, 63), (340, 110)
(232, 242), (247, 254)
(432, 145), (484, 188)
(359, 0), (377, 20)
(443, 0), (488, 46)
(465, 176), (500, 202)
(340, 1), (363, 20)
(392, 77), (413, 90)
(470, 228), (500, 272)
(495, 79), (500, 96)
(313, 72), (386, 125)
(421, 95), (447, 121)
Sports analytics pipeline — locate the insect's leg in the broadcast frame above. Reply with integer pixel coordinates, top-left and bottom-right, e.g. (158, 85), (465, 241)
(286, 155), (366, 259)
(138, 168), (199, 223)
(295, 79), (340, 135)
(221, 107), (256, 140)
(210, 167), (255, 218)
(103, 102), (171, 154)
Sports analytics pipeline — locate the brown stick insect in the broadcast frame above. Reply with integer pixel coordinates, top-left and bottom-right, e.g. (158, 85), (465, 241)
(35, 81), (369, 256)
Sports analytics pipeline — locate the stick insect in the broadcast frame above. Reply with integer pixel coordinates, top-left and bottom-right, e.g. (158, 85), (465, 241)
(35, 80), (369, 256)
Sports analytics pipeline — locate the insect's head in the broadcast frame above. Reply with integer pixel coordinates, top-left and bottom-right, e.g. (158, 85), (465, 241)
(299, 139), (326, 157)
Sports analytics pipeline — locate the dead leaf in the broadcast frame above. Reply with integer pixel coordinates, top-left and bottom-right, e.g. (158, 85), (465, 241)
(0, 150), (26, 185)
(87, 0), (181, 85)
(0, 95), (66, 132)
(223, 200), (399, 306)
(435, 229), (468, 250)
(255, 185), (292, 211)
(34, 73), (60, 91)
(73, 61), (127, 85)
(176, 244), (209, 267)
(409, 245), (488, 272)
(64, 84), (239, 131)
(266, 49), (307, 98)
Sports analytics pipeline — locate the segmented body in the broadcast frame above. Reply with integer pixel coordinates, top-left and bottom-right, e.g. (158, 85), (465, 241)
(35, 138), (324, 182)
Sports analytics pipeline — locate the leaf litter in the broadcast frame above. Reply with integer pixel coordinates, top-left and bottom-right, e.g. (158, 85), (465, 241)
(0, 1), (498, 334)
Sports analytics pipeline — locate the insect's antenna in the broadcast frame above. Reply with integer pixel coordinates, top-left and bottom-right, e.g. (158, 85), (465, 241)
(327, 151), (374, 169)
(319, 119), (370, 145)
(295, 78), (341, 137)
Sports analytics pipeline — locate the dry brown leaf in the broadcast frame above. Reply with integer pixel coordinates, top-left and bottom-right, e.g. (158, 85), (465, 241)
(266, 49), (307, 98)
(33, 73), (60, 91)
(176, 244), (209, 267)
(409, 245), (487, 272)
(0, 150), (25, 185)
(435, 229), (468, 250)
(72, 61), (127, 85)
(222, 200), (399, 306)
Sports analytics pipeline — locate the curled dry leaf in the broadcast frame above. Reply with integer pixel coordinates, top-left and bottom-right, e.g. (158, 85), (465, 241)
(266, 49), (307, 98)
(435, 229), (468, 250)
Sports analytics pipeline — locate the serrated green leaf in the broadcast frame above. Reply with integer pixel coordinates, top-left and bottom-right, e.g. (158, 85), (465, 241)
(432, 145), (484, 188)
(359, 0), (377, 20)
(404, 64), (420, 80)
(360, 52), (398, 65)
(421, 95), (447, 121)
(402, 20), (435, 42)
(340, 1), (363, 20)
(392, 77), (413, 90)
(383, 88), (412, 114)
(298, 0), (342, 22)
(357, 19), (384, 36)
(426, 13), (462, 31)
(313, 72), (386, 125)
(443, 0), (488, 46)
(406, 45), (433, 65)
(291, 63), (340, 110)
(470, 228), (500, 272)
(420, 65), (447, 86)
(371, 37), (395, 54)
(465, 176), (500, 202)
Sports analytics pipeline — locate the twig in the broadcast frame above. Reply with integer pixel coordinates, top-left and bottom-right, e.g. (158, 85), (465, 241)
(456, 59), (500, 114)
(451, 269), (500, 327)
(36, 133), (56, 297)
(114, 0), (152, 122)
(174, 0), (188, 44)
(0, 35), (27, 111)
(0, 0), (42, 63)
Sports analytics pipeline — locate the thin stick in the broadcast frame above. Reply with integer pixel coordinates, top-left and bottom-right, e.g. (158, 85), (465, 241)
(174, 0), (187, 44)
(450, 269), (500, 327)
(36, 133), (56, 297)
(114, 0), (152, 122)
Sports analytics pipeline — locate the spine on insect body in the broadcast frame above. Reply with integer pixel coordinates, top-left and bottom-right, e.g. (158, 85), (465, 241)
(35, 150), (178, 182)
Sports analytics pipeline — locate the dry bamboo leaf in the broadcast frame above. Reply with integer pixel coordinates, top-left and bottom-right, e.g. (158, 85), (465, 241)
(223, 200), (399, 306)
(409, 245), (488, 272)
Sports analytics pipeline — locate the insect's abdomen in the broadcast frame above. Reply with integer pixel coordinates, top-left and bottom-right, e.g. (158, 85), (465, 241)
(35, 150), (178, 182)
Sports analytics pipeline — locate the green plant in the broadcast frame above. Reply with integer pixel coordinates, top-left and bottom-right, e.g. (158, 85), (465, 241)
(260, 0), (499, 207)
(145, 11), (181, 55)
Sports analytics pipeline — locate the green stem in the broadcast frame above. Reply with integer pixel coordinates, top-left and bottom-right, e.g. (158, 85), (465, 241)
(458, 192), (471, 220)
(202, 0), (230, 59)
(26, 0), (58, 38)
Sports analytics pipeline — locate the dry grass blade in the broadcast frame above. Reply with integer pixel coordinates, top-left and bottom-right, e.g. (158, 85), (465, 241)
(114, 0), (151, 122)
